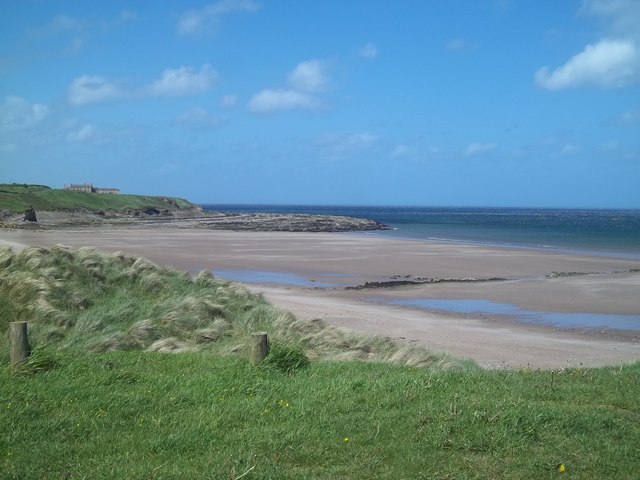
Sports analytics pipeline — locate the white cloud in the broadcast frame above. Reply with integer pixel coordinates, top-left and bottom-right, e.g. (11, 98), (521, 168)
(220, 94), (238, 107)
(535, 39), (639, 89)
(0, 96), (49, 129)
(359, 42), (378, 59)
(287, 60), (329, 92)
(175, 107), (226, 127)
(147, 64), (217, 96)
(248, 59), (332, 114)
(68, 65), (217, 106)
(248, 89), (320, 113)
(177, 0), (261, 36)
(67, 124), (95, 142)
(536, 2), (640, 90)
(68, 75), (126, 106)
(464, 142), (497, 156)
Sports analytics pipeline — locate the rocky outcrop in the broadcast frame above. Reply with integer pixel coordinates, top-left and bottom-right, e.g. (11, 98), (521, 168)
(345, 276), (506, 290)
(23, 207), (37, 222)
(6, 208), (389, 233)
(195, 213), (390, 232)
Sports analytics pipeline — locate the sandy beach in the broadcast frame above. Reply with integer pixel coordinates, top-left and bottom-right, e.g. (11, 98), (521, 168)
(2, 227), (639, 369)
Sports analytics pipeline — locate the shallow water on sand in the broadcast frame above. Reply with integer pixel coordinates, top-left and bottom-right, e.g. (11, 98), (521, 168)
(213, 269), (339, 288)
(388, 298), (640, 331)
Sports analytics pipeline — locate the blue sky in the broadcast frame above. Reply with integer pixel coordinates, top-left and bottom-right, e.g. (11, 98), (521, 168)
(1, 0), (639, 207)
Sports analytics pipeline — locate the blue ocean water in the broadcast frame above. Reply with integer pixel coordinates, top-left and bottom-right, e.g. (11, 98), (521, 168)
(202, 205), (640, 259)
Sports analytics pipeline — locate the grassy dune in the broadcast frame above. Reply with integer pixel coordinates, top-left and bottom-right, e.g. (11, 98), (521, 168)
(0, 245), (463, 367)
(0, 183), (196, 214)
(1, 246), (639, 478)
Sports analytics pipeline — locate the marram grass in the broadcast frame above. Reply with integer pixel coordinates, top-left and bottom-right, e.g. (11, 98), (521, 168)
(0, 245), (468, 368)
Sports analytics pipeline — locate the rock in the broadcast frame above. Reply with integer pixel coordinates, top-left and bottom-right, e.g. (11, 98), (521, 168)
(195, 213), (390, 232)
(142, 206), (161, 215)
(23, 207), (37, 222)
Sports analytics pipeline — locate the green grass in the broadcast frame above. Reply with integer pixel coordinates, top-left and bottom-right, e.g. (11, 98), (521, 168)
(0, 183), (196, 213)
(1, 245), (638, 478)
(1, 353), (638, 479)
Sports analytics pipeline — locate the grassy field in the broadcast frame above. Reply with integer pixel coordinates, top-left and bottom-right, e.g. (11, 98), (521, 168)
(2, 353), (638, 479)
(0, 183), (196, 213)
(1, 246), (639, 478)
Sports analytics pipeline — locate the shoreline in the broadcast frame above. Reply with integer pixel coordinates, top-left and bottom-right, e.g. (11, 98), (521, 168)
(1, 227), (639, 369)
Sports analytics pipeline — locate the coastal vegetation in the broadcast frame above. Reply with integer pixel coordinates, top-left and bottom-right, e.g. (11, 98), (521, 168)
(0, 183), (196, 215)
(1, 246), (638, 478)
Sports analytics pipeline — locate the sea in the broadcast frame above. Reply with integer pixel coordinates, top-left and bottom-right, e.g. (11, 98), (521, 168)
(201, 205), (640, 260)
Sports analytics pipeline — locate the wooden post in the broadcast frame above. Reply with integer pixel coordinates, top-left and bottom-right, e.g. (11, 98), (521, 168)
(10, 321), (30, 370)
(251, 332), (269, 366)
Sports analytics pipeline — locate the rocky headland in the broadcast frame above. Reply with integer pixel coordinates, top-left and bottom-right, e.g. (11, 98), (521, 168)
(0, 207), (389, 233)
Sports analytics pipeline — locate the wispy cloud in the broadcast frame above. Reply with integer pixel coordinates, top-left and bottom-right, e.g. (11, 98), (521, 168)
(391, 144), (414, 158)
(614, 108), (640, 124)
(146, 65), (217, 97)
(464, 142), (497, 156)
(561, 143), (579, 155)
(0, 96), (49, 129)
(67, 124), (95, 142)
(220, 94), (238, 107)
(68, 65), (217, 106)
(175, 107), (227, 127)
(30, 11), (137, 55)
(248, 59), (330, 113)
(579, 0), (640, 39)
(177, 0), (261, 36)
(313, 132), (378, 160)
(536, 1), (640, 90)
(359, 42), (378, 59)
(248, 89), (320, 113)
(68, 75), (127, 106)
(446, 38), (476, 52)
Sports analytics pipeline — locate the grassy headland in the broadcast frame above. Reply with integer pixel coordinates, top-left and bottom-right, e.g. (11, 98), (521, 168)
(1, 246), (638, 478)
(0, 183), (196, 215)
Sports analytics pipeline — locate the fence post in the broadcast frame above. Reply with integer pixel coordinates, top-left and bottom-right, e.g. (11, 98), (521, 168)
(10, 321), (30, 370)
(251, 332), (269, 366)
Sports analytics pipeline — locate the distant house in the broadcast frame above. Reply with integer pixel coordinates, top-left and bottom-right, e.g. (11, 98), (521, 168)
(64, 183), (120, 194)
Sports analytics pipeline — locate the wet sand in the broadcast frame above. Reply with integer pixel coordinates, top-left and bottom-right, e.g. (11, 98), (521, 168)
(2, 227), (639, 369)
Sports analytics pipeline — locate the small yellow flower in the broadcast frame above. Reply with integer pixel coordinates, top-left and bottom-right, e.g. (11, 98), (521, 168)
(343, 437), (350, 443)
(558, 463), (566, 473)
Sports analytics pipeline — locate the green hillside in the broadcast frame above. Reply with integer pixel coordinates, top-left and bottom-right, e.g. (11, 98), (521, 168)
(0, 183), (197, 213)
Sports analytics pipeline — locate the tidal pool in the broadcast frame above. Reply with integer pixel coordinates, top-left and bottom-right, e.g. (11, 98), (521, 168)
(213, 269), (338, 288)
(388, 298), (640, 331)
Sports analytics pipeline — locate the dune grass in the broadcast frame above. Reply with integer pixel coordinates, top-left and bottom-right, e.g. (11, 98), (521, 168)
(1, 245), (638, 478)
(0, 245), (467, 368)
